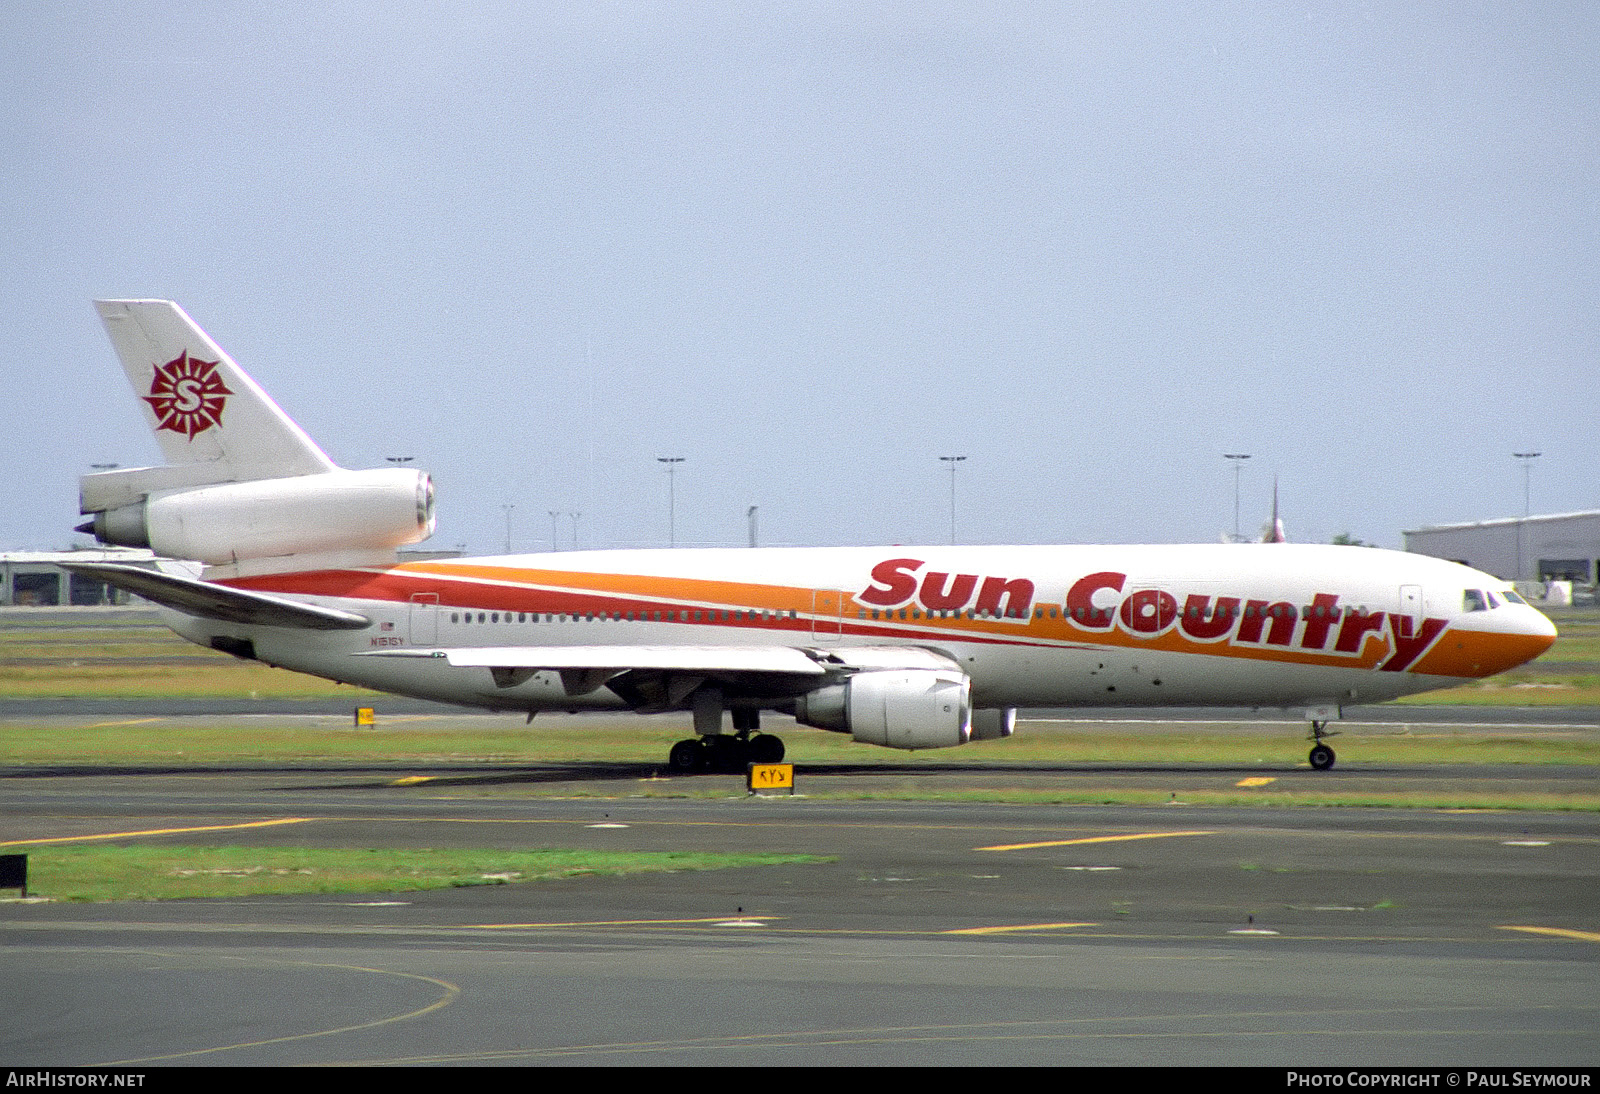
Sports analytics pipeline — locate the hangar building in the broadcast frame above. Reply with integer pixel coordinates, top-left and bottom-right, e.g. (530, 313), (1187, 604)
(1403, 510), (1600, 585)
(0, 549), (155, 606)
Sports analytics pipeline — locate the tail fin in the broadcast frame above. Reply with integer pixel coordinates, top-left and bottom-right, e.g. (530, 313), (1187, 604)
(82, 301), (433, 569)
(1260, 476), (1288, 543)
(94, 300), (336, 480)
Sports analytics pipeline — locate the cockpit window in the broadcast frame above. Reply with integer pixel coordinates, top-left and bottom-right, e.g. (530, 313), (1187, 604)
(1463, 589), (1488, 612)
(1485, 591), (1502, 608)
(1501, 589), (1528, 606)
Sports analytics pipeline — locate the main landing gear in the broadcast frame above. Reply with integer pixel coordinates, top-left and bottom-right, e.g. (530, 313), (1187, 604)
(668, 732), (785, 773)
(667, 704), (785, 774)
(1308, 720), (1338, 771)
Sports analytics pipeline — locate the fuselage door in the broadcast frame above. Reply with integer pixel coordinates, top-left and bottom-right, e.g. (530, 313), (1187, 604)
(1398, 584), (1424, 629)
(409, 592), (439, 644)
(812, 589), (844, 641)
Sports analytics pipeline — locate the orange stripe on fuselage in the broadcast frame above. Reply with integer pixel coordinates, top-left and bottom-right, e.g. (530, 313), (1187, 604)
(224, 564), (1537, 679)
(404, 560), (812, 615)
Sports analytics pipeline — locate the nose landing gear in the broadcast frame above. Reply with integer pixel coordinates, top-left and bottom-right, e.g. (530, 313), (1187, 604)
(1307, 719), (1338, 771)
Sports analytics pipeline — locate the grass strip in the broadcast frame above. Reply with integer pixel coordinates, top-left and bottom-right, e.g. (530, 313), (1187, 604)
(2, 722), (1593, 766)
(11, 844), (828, 902)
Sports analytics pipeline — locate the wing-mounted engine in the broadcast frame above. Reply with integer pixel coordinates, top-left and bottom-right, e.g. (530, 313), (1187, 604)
(79, 466), (434, 566)
(792, 668), (972, 750)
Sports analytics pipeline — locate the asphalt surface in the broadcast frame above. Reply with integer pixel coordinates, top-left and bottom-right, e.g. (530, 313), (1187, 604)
(2, 725), (1597, 1067)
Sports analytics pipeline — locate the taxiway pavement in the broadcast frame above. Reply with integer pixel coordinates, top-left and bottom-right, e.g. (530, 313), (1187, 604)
(3, 745), (1597, 1067)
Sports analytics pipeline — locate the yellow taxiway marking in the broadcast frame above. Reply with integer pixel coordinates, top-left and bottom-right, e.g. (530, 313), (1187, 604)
(84, 717), (164, 728)
(391, 776), (436, 786)
(104, 965), (459, 1065)
(0, 818), (315, 847)
(1235, 777), (1276, 788)
(470, 916), (783, 930)
(1499, 925), (1600, 943)
(978, 830), (1216, 852)
(942, 922), (1099, 935)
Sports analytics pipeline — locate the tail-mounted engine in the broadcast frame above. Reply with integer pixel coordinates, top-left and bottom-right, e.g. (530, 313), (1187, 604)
(792, 668), (972, 750)
(79, 467), (435, 566)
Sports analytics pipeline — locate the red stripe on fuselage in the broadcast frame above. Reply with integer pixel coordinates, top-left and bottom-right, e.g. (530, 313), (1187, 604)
(221, 568), (1074, 649)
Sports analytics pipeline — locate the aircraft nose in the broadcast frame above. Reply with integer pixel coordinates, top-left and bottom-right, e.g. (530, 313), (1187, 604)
(1428, 601), (1558, 679)
(1501, 604), (1558, 672)
(1525, 604), (1559, 643)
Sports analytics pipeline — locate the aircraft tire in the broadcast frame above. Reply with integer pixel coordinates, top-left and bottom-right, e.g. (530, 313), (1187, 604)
(748, 733), (785, 764)
(669, 738), (704, 774)
(1308, 743), (1336, 771)
(704, 735), (746, 773)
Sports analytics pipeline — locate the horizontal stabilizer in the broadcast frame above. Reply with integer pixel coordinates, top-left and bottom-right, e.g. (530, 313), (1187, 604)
(60, 562), (370, 631)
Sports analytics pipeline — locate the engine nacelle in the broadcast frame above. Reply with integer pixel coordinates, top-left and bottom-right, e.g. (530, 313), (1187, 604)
(792, 668), (972, 750)
(85, 468), (435, 565)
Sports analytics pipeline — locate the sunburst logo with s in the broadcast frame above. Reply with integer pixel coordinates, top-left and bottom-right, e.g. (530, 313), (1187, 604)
(144, 352), (234, 439)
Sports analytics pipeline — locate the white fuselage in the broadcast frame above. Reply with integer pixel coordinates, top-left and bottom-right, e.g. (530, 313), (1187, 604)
(165, 542), (1556, 716)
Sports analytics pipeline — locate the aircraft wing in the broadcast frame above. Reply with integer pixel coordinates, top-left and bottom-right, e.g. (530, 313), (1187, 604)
(60, 562), (371, 631)
(361, 644), (960, 699)
(438, 646), (829, 674)
(361, 644), (958, 675)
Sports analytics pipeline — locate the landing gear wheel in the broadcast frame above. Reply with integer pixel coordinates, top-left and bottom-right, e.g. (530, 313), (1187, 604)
(704, 735), (747, 773)
(747, 733), (785, 764)
(669, 738), (704, 774)
(1309, 743), (1336, 771)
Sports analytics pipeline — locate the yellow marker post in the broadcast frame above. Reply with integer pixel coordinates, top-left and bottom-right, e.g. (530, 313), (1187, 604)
(747, 763), (794, 795)
(354, 706), (375, 727)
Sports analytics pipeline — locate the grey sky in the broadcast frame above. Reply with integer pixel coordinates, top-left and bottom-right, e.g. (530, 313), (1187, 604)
(4, 2), (1595, 554)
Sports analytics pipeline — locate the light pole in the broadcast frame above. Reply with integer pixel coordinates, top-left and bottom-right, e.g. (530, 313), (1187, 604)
(657, 457), (684, 547)
(939, 456), (966, 545)
(1513, 451), (1541, 581)
(501, 504), (514, 554)
(548, 510), (561, 553)
(1223, 454), (1251, 542)
(568, 511), (582, 551)
(747, 505), (759, 548)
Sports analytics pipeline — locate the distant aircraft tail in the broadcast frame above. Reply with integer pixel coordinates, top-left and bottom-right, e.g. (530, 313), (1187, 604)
(1260, 476), (1288, 543)
(80, 300), (433, 570)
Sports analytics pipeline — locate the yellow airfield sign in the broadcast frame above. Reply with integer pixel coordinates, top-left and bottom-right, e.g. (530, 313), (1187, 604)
(747, 763), (794, 794)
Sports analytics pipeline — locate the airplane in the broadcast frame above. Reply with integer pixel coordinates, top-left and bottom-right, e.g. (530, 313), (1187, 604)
(1261, 476), (1287, 543)
(67, 300), (1558, 773)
